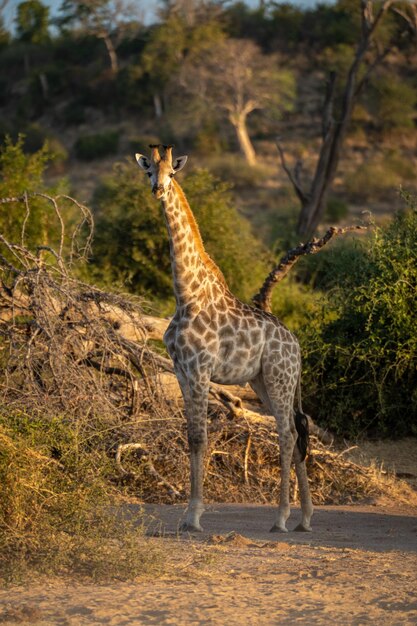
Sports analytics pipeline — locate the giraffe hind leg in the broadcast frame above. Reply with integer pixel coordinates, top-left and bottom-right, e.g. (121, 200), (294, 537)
(292, 411), (313, 531)
(250, 374), (313, 532)
(292, 442), (313, 531)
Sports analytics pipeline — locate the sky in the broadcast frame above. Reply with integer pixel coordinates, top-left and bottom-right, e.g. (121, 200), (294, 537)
(3, 0), (334, 32)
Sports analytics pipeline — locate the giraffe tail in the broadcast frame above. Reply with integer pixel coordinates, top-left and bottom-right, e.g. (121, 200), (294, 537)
(294, 373), (309, 462)
(295, 411), (309, 462)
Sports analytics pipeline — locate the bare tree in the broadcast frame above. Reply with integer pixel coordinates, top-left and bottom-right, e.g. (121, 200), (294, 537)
(279, 0), (416, 237)
(58, 0), (142, 75)
(181, 38), (295, 165)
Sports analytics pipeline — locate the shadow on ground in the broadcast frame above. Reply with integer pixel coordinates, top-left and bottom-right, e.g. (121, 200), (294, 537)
(136, 503), (417, 554)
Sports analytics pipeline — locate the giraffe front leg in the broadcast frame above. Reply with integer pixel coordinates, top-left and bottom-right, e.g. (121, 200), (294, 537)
(180, 383), (209, 533)
(270, 414), (296, 533)
(180, 429), (207, 532)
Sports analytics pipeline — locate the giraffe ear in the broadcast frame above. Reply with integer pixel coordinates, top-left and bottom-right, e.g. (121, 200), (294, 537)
(135, 153), (150, 170)
(173, 155), (188, 172)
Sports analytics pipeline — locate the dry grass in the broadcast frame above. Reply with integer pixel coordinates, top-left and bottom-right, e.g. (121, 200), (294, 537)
(0, 192), (172, 583)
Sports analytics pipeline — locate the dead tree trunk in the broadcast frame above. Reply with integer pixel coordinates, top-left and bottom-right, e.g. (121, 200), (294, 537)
(153, 93), (163, 118)
(232, 113), (256, 166)
(100, 33), (119, 75)
(279, 0), (401, 238)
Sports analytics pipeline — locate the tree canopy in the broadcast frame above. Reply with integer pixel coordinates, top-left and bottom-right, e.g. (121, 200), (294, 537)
(16, 0), (50, 44)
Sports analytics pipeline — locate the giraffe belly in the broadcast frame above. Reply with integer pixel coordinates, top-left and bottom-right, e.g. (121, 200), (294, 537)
(211, 370), (258, 386)
(210, 345), (263, 385)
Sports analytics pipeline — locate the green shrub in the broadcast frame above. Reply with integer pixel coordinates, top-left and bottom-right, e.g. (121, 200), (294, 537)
(301, 193), (417, 437)
(344, 151), (415, 202)
(270, 278), (322, 333)
(183, 168), (270, 301)
(61, 100), (86, 125)
(90, 161), (174, 301)
(0, 135), (67, 248)
(193, 121), (229, 155)
(74, 130), (120, 161)
(296, 235), (369, 291)
(366, 74), (417, 130)
(20, 122), (48, 153)
(204, 153), (273, 189)
(325, 196), (349, 223)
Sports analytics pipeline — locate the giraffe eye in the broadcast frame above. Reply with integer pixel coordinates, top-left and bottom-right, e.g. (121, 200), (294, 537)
(169, 173), (174, 178)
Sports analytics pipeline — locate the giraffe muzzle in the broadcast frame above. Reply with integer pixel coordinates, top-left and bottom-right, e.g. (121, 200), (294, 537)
(152, 184), (165, 199)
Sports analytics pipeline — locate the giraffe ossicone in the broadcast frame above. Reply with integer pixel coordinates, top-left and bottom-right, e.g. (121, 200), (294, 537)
(135, 144), (313, 533)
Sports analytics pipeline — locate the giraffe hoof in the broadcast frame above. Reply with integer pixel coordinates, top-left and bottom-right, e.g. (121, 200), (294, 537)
(269, 524), (288, 533)
(294, 523), (312, 532)
(179, 522), (203, 533)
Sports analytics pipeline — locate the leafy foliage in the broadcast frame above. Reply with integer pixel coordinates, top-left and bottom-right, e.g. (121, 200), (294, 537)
(366, 74), (417, 130)
(302, 194), (417, 437)
(16, 0), (50, 44)
(74, 130), (120, 160)
(0, 136), (65, 247)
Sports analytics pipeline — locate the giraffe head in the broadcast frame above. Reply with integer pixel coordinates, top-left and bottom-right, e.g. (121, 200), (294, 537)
(135, 144), (188, 200)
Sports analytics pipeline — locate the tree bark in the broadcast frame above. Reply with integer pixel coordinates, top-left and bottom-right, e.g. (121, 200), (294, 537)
(153, 93), (163, 118)
(232, 114), (256, 166)
(280, 0), (397, 238)
(101, 33), (118, 75)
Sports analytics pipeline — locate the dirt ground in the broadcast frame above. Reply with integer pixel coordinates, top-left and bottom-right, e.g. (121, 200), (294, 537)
(1, 501), (416, 626)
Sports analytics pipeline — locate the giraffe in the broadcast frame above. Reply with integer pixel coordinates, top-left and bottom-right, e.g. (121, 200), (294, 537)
(135, 144), (313, 533)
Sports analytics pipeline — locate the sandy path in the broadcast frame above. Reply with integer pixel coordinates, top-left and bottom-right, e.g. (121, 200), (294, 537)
(1, 503), (416, 626)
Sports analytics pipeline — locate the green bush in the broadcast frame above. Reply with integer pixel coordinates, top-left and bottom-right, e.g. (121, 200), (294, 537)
(0, 136), (67, 248)
(61, 100), (86, 125)
(74, 130), (120, 161)
(301, 193), (417, 437)
(366, 74), (417, 130)
(16, 124), (69, 171)
(325, 196), (349, 223)
(344, 151), (416, 202)
(90, 161), (174, 303)
(204, 153), (274, 189)
(270, 278), (322, 333)
(296, 236), (369, 291)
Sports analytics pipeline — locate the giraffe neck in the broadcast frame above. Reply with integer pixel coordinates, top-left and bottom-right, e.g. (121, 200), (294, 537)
(161, 179), (228, 308)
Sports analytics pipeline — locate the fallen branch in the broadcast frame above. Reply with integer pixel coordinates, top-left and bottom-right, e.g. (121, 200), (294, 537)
(116, 443), (181, 498)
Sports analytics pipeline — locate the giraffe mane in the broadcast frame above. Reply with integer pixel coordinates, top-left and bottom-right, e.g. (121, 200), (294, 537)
(172, 178), (228, 286)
